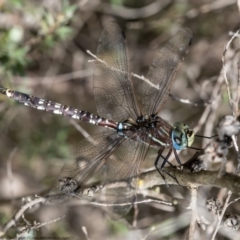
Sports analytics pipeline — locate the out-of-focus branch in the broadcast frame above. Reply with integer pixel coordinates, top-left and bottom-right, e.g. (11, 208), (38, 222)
(2, 167), (240, 237)
(45, 164), (240, 205)
(185, 187), (198, 239)
(186, 0), (236, 18)
(222, 29), (240, 117)
(96, 0), (171, 19)
(210, 191), (232, 240)
(138, 168), (240, 194)
(17, 215), (65, 238)
(188, 187), (198, 239)
(13, 69), (92, 86)
(3, 167), (239, 204)
(0, 196), (46, 237)
(0, 13), (39, 29)
(169, 93), (207, 107)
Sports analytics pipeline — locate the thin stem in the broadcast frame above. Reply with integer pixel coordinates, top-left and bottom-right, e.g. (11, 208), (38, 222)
(211, 191), (232, 240)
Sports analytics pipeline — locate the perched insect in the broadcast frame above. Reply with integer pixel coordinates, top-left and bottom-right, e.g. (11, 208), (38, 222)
(0, 22), (194, 217)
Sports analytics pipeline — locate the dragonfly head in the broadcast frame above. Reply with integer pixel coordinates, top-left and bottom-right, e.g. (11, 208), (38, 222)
(171, 122), (195, 150)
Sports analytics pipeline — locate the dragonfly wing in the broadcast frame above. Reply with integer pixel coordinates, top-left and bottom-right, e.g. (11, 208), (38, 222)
(142, 28), (193, 116)
(46, 130), (148, 219)
(102, 136), (149, 219)
(94, 22), (139, 121)
(47, 131), (124, 202)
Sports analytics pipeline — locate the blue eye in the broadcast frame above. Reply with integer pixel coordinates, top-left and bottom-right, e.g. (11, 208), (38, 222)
(171, 122), (195, 150)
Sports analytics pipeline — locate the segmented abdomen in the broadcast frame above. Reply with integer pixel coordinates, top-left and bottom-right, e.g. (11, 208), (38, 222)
(5, 89), (118, 129)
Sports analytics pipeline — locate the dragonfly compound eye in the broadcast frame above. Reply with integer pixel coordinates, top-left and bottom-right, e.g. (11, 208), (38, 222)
(172, 122), (195, 150)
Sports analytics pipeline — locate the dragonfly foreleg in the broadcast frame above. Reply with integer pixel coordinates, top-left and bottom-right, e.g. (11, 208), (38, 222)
(155, 148), (181, 186)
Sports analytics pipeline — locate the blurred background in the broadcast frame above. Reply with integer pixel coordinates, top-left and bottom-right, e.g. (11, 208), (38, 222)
(0, 0), (239, 239)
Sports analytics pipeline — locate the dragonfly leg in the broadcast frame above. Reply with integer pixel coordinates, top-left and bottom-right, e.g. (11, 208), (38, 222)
(154, 150), (168, 187)
(173, 148), (182, 166)
(155, 148), (181, 186)
(154, 148), (173, 186)
(161, 149), (180, 185)
(160, 148), (173, 169)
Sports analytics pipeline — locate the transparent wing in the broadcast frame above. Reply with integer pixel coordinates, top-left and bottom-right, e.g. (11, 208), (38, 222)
(46, 129), (148, 218)
(102, 137), (149, 219)
(47, 131), (124, 200)
(94, 22), (139, 121)
(142, 28), (193, 116)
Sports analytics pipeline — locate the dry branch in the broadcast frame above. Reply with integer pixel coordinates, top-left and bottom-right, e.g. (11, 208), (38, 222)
(139, 168), (240, 194)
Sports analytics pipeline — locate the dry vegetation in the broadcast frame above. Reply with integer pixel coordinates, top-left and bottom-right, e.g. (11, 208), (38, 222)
(0, 0), (240, 239)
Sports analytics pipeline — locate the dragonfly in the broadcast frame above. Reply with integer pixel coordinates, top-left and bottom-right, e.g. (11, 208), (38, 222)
(0, 22), (194, 217)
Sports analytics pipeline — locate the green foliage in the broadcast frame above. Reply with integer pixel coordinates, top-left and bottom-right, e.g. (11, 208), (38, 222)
(0, 27), (28, 76)
(39, 2), (77, 49)
(56, 26), (73, 40)
(4, 0), (23, 9)
(63, 1), (77, 19)
(0, 0), (77, 77)
(110, 0), (123, 6)
(22, 124), (71, 161)
(110, 220), (129, 235)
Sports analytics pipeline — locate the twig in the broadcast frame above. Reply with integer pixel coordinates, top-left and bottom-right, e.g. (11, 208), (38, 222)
(2, 168), (240, 238)
(141, 226), (156, 240)
(47, 168), (240, 207)
(222, 29), (240, 116)
(238, 0), (240, 14)
(87, 50), (160, 90)
(6, 147), (18, 200)
(87, 49), (209, 117)
(232, 135), (239, 153)
(17, 215), (65, 238)
(69, 119), (91, 139)
(222, 29), (240, 170)
(169, 93), (207, 107)
(236, 61), (240, 116)
(82, 226), (90, 240)
(97, 0), (171, 19)
(74, 197), (172, 207)
(133, 201), (139, 227)
(1, 196), (46, 237)
(187, 187), (198, 240)
(211, 191), (232, 240)
(186, 0), (235, 18)
(138, 168), (240, 194)
(227, 196), (240, 207)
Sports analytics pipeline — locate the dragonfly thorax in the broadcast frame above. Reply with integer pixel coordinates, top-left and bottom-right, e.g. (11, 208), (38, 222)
(136, 114), (157, 128)
(117, 115), (173, 148)
(117, 115), (158, 133)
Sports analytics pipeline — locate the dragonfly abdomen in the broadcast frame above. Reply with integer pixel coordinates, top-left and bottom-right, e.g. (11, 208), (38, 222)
(3, 88), (118, 129)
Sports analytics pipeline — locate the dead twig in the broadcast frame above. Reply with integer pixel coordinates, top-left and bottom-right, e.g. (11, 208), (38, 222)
(186, 0), (236, 18)
(187, 187), (198, 240)
(97, 0), (171, 19)
(17, 215), (65, 238)
(211, 191), (232, 240)
(0, 196), (46, 237)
